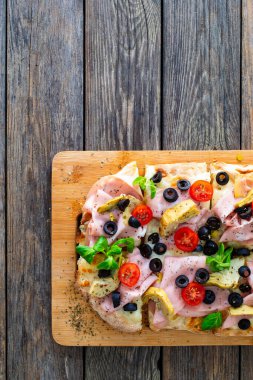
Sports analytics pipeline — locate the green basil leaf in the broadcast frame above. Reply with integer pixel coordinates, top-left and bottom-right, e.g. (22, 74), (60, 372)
(93, 236), (108, 252)
(149, 180), (157, 199)
(112, 237), (135, 252)
(206, 244), (232, 272)
(201, 312), (223, 331)
(76, 245), (95, 263)
(97, 256), (119, 270)
(107, 245), (122, 256)
(133, 176), (147, 191)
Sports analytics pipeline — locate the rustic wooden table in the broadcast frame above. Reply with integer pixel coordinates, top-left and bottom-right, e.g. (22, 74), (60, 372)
(1, 0), (253, 379)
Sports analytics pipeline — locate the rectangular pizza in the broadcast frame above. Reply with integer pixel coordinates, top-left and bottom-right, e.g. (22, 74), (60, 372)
(75, 161), (253, 335)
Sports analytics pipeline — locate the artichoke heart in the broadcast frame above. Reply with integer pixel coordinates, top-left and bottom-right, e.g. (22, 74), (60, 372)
(142, 287), (174, 318)
(89, 273), (120, 298)
(229, 305), (253, 316)
(235, 188), (253, 208)
(97, 195), (140, 213)
(206, 257), (244, 289)
(160, 199), (200, 237)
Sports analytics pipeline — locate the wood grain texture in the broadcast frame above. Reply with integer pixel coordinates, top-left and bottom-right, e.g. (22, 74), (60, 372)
(162, 0), (241, 150)
(7, 0), (83, 378)
(240, 0), (253, 377)
(0, 1), (6, 379)
(162, 1), (241, 379)
(85, 1), (161, 378)
(242, 0), (253, 148)
(85, 0), (161, 150)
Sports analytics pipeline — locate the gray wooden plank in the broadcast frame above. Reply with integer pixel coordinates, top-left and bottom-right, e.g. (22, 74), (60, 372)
(162, 1), (241, 379)
(241, 0), (253, 377)
(0, 0), (6, 379)
(7, 0), (84, 378)
(85, 0), (161, 379)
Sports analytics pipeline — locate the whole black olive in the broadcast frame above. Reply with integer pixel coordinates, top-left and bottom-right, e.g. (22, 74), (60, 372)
(228, 292), (243, 308)
(128, 216), (141, 228)
(203, 290), (216, 305)
(117, 199), (130, 211)
(238, 318), (251, 330)
(206, 216), (221, 231)
(148, 232), (160, 244)
(235, 205), (252, 220)
(238, 265), (251, 278)
(198, 226), (211, 241)
(139, 244), (152, 259)
(203, 240), (218, 256)
(239, 283), (252, 293)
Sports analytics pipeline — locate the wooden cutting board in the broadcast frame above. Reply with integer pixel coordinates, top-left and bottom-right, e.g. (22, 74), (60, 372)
(52, 150), (253, 346)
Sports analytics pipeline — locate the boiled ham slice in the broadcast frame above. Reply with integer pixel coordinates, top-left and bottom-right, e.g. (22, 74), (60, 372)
(220, 221), (253, 243)
(146, 188), (189, 218)
(212, 189), (236, 223)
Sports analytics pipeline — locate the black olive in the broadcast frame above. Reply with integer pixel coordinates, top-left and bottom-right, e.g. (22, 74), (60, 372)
(117, 198), (130, 211)
(235, 205), (252, 220)
(236, 247), (251, 257)
(238, 318), (251, 330)
(175, 275), (189, 288)
(203, 240), (219, 256)
(103, 221), (118, 236)
(206, 216), (221, 231)
(151, 171), (162, 184)
(123, 303), (137, 312)
(148, 232), (160, 244)
(98, 269), (111, 278)
(195, 268), (210, 284)
(153, 242), (167, 255)
(128, 216), (141, 228)
(198, 226), (211, 241)
(239, 283), (252, 293)
(203, 290), (216, 305)
(238, 265), (251, 278)
(228, 292), (243, 308)
(216, 171), (229, 186)
(163, 188), (179, 203)
(149, 258), (162, 273)
(195, 244), (203, 252)
(112, 291), (121, 308)
(139, 244), (152, 259)
(177, 179), (191, 191)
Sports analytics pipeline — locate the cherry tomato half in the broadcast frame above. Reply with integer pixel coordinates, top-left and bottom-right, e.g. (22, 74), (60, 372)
(181, 282), (205, 306)
(118, 263), (140, 287)
(174, 227), (199, 252)
(132, 204), (153, 226)
(189, 180), (213, 202)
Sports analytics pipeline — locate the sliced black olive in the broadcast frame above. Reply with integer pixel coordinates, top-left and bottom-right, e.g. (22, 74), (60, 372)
(203, 240), (218, 256)
(123, 303), (137, 312)
(238, 318), (251, 330)
(195, 244), (203, 252)
(151, 171), (162, 184)
(98, 269), (111, 278)
(236, 247), (251, 257)
(117, 198), (130, 211)
(216, 171), (229, 186)
(153, 242), (167, 255)
(206, 216), (221, 231)
(103, 221), (118, 236)
(238, 265), (251, 278)
(195, 268), (210, 284)
(235, 205), (252, 220)
(149, 258), (162, 273)
(163, 188), (179, 203)
(198, 226), (211, 241)
(175, 275), (189, 288)
(228, 292), (243, 308)
(112, 291), (121, 308)
(128, 216), (141, 228)
(203, 290), (216, 305)
(148, 232), (160, 244)
(177, 179), (191, 191)
(139, 244), (152, 259)
(239, 283), (252, 293)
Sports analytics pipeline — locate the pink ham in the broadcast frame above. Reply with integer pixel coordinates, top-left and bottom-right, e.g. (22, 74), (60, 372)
(220, 221), (253, 242)
(152, 308), (168, 329)
(146, 188), (189, 218)
(244, 293), (253, 306)
(159, 255), (207, 314)
(212, 189), (236, 222)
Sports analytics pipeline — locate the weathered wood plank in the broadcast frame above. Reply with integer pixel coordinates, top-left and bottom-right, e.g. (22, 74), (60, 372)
(85, 0), (161, 379)
(241, 0), (253, 377)
(162, 0), (241, 379)
(7, 0), (84, 378)
(0, 1), (6, 379)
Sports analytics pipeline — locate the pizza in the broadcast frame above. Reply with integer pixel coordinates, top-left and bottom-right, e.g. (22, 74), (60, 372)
(75, 161), (253, 335)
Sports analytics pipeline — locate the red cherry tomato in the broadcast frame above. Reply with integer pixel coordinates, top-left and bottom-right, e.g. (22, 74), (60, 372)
(132, 204), (153, 225)
(118, 263), (140, 287)
(189, 180), (213, 202)
(174, 227), (199, 252)
(182, 282), (205, 306)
